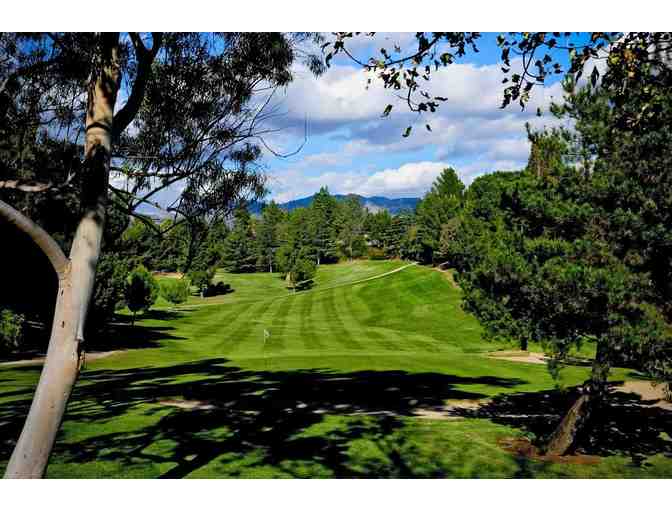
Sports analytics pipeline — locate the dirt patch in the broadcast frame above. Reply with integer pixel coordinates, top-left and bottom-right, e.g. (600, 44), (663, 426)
(414, 398), (492, 420)
(612, 381), (672, 411)
(0, 350), (125, 367)
(153, 271), (184, 279)
(488, 350), (548, 365)
(413, 409), (464, 421)
(498, 437), (601, 465)
(159, 399), (218, 410)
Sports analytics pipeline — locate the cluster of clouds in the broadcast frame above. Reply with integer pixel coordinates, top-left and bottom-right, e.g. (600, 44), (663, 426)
(258, 45), (570, 202)
(269, 161), (453, 203)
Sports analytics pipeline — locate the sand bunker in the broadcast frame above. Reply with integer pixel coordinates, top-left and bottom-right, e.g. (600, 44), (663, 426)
(487, 350), (548, 364)
(612, 381), (672, 410)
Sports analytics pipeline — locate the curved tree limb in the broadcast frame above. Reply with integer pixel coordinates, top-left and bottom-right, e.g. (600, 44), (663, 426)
(0, 179), (54, 193)
(0, 199), (69, 277)
(113, 32), (163, 138)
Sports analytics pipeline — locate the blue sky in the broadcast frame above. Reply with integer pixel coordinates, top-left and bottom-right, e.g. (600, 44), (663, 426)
(256, 32), (583, 203)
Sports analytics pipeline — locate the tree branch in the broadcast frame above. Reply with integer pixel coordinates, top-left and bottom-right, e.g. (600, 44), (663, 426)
(112, 32), (163, 138)
(0, 199), (69, 277)
(0, 179), (54, 193)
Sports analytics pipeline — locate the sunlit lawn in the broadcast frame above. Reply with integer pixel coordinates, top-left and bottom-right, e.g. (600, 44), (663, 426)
(1, 261), (670, 478)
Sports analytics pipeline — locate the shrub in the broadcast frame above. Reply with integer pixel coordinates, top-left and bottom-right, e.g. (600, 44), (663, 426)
(203, 281), (232, 297)
(90, 253), (131, 329)
(187, 267), (216, 296)
(0, 308), (25, 354)
(125, 265), (159, 324)
(286, 256), (316, 292)
(160, 278), (190, 308)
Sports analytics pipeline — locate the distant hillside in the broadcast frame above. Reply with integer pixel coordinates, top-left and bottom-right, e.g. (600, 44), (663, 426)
(249, 194), (420, 215)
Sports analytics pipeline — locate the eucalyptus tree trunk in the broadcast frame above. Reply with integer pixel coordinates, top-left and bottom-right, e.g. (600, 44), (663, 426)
(545, 342), (610, 456)
(3, 33), (120, 478)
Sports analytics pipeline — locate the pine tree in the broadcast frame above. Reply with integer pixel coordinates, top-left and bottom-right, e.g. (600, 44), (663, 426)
(365, 209), (393, 250)
(336, 195), (366, 260)
(416, 167), (464, 263)
(308, 187), (339, 265)
(221, 207), (257, 273)
(384, 211), (414, 259)
(256, 201), (285, 273)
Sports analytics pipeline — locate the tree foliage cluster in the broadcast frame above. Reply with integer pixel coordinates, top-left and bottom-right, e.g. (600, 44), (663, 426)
(444, 78), (672, 454)
(0, 308), (25, 355)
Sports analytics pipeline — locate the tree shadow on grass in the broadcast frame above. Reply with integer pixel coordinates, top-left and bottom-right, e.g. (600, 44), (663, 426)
(0, 310), (190, 363)
(88, 320), (189, 352)
(0, 358), (526, 478)
(451, 384), (672, 466)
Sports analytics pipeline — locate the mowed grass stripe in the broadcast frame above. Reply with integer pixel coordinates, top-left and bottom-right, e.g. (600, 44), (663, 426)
(186, 301), (255, 342)
(338, 280), (409, 352)
(333, 285), (370, 351)
(264, 295), (297, 352)
(320, 288), (363, 350)
(361, 269), (455, 352)
(356, 273), (423, 351)
(296, 293), (323, 351)
(217, 299), (277, 355)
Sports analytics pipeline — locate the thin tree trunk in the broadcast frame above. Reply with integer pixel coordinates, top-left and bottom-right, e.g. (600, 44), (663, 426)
(4, 33), (120, 478)
(545, 341), (610, 456)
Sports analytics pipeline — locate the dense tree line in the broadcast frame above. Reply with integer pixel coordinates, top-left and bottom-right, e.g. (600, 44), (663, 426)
(112, 173), (466, 291)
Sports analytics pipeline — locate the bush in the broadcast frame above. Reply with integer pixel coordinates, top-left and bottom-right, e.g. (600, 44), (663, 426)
(0, 308), (25, 354)
(160, 278), (190, 308)
(187, 267), (216, 295)
(90, 253), (131, 329)
(286, 256), (316, 291)
(125, 265), (159, 324)
(203, 281), (232, 297)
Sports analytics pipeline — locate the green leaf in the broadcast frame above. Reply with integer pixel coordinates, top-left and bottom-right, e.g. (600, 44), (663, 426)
(402, 126), (412, 137)
(382, 104), (393, 117)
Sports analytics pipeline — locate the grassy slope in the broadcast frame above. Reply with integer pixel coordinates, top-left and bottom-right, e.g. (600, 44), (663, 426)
(0, 261), (670, 478)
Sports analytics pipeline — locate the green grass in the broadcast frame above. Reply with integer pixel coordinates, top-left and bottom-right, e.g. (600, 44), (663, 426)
(1, 260), (670, 478)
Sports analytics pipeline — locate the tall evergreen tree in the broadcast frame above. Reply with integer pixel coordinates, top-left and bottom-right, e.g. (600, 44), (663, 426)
(416, 167), (464, 264)
(191, 219), (229, 273)
(383, 211), (414, 259)
(276, 207), (317, 289)
(336, 195), (366, 260)
(221, 207), (257, 273)
(365, 209), (393, 250)
(308, 187), (339, 265)
(256, 201), (285, 273)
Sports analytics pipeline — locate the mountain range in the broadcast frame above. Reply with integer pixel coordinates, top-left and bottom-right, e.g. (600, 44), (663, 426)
(249, 194), (420, 216)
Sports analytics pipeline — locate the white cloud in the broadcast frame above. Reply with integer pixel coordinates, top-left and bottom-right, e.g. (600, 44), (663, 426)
(356, 161), (447, 197)
(277, 58), (564, 131)
(269, 161), (457, 202)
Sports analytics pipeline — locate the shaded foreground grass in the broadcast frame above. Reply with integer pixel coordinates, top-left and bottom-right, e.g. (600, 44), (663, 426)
(1, 261), (670, 478)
